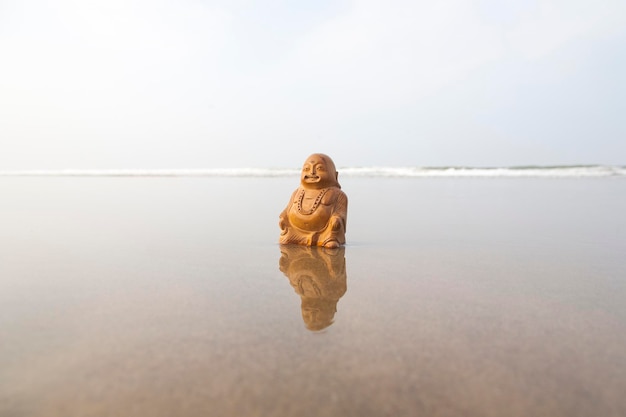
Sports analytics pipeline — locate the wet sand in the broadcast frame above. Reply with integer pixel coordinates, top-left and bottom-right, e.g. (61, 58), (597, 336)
(1, 177), (625, 416)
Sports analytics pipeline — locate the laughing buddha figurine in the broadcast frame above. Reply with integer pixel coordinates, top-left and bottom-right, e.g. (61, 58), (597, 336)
(279, 154), (348, 248)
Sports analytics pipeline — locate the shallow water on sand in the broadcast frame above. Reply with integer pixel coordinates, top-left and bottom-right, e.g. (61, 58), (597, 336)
(1, 177), (625, 416)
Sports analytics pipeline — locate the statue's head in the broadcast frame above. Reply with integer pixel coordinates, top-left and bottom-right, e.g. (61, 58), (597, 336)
(300, 153), (340, 189)
(301, 298), (338, 331)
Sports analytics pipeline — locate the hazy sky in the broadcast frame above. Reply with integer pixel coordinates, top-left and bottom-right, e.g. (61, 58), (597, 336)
(1, 0), (625, 169)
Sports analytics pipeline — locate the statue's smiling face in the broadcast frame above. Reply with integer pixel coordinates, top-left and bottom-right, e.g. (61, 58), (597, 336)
(301, 156), (335, 188)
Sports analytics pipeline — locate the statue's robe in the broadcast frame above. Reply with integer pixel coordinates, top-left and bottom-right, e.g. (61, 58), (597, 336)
(279, 186), (347, 247)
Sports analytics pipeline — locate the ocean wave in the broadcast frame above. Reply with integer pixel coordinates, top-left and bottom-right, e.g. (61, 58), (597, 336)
(0, 166), (624, 178)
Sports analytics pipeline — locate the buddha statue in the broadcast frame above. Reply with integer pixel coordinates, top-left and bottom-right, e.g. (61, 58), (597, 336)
(279, 245), (347, 331)
(279, 154), (347, 248)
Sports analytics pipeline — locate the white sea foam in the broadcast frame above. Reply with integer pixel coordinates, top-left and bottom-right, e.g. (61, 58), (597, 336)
(0, 168), (299, 177)
(0, 166), (624, 178)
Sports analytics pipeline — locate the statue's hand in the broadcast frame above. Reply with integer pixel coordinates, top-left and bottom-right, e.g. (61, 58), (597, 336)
(329, 216), (344, 232)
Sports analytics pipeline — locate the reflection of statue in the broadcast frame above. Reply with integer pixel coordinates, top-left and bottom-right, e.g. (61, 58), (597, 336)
(279, 245), (347, 331)
(279, 154), (348, 248)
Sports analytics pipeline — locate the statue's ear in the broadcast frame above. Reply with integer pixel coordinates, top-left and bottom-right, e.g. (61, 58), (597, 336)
(335, 172), (339, 181)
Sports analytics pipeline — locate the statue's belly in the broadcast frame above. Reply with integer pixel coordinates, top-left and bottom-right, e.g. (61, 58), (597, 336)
(288, 205), (332, 232)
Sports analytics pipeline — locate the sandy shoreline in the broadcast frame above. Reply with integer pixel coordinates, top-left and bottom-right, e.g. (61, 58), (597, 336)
(1, 177), (625, 416)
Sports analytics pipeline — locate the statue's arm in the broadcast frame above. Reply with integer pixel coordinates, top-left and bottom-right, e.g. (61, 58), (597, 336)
(333, 191), (348, 231)
(279, 189), (298, 231)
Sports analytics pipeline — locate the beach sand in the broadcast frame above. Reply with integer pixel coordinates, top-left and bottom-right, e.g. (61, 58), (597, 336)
(1, 176), (625, 417)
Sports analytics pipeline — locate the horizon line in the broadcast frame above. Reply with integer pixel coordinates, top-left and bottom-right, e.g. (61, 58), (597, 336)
(1, 165), (624, 178)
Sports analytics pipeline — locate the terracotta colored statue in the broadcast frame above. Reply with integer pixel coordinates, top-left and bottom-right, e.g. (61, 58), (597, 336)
(279, 245), (347, 331)
(279, 154), (347, 247)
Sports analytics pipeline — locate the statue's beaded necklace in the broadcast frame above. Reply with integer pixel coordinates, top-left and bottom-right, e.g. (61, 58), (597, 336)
(296, 188), (328, 215)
